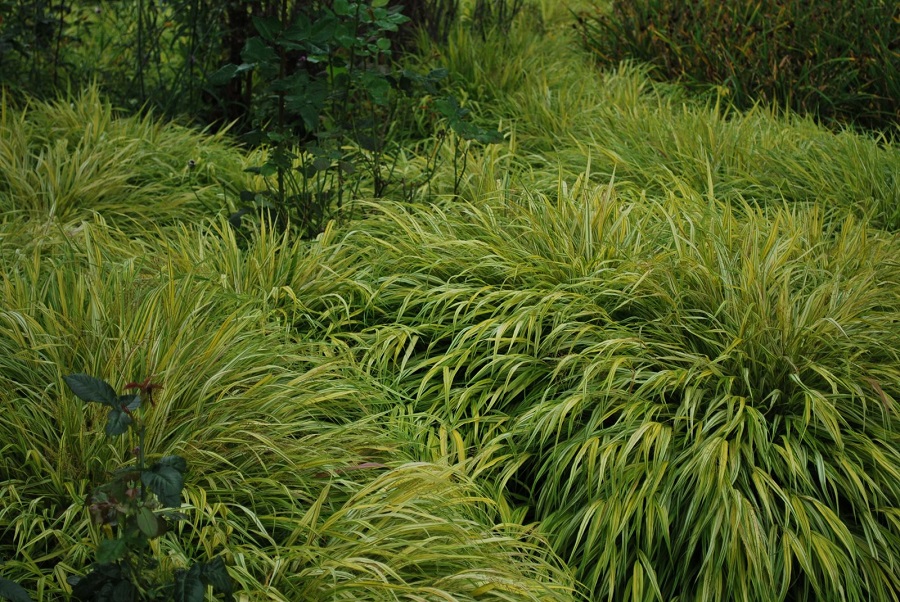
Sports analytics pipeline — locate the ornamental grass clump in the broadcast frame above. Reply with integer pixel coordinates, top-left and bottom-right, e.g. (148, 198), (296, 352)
(522, 192), (900, 599)
(0, 216), (578, 601)
(305, 172), (900, 600)
(0, 86), (251, 225)
(431, 19), (900, 232)
(3, 5), (900, 601)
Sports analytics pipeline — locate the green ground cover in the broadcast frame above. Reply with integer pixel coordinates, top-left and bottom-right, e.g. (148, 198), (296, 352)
(2, 2), (900, 601)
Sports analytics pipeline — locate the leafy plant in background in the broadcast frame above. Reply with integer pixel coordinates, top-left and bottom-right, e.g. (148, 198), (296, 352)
(397, 0), (460, 46)
(61, 374), (233, 602)
(431, 94), (503, 195)
(470, 0), (525, 39)
(211, 0), (411, 237)
(211, 0), (502, 238)
(0, 0), (66, 95)
(0, 0), (218, 117)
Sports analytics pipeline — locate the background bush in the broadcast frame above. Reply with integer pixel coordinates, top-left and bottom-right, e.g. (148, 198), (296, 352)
(0, 0), (528, 126)
(0, 0), (231, 119)
(0, 1), (510, 239)
(577, 0), (900, 134)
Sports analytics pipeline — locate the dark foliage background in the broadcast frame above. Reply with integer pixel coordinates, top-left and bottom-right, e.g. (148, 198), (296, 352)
(577, 0), (900, 135)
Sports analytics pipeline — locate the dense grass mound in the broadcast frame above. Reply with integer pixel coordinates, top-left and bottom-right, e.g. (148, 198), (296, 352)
(423, 23), (900, 230)
(0, 216), (576, 601)
(0, 87), (254, 225)
(4, 4), (900, 602)
(290, 176), (900, 599)
(14, 176), (900, 600)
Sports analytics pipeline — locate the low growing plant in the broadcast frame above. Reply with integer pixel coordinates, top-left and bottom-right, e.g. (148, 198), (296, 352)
(62, 374), (233, 602)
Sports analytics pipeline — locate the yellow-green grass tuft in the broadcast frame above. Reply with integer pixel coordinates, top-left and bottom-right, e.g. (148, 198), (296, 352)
(0, 216), (578, 601)
(289, 169), (900, 600)
(4, 7), (900, 601)
(424, 17), (900, 231)
(0, 86), (252, 226)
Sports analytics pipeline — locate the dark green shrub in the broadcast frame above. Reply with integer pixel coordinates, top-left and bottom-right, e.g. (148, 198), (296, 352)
(470, 0), (526, 38)
(0, 0), (68, 97)
(209, 0), (416, 237)
(208, 0), (502, 238)
(577, 0), (899, 133)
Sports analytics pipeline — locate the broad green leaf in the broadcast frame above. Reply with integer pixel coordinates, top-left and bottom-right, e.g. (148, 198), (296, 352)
(68, 565), (130, 602)
(136, 506), (160, 538)
(156, 455), (188, 473)
(251, 15), (282, 42)
(143, 461), (185, 508)
(361, 71), (391, 106)
(200, 557), (234, 602)
(65, 374), (117, 406)
(97, 538), (128, 564)
(372, 0), (389, 7)
(173, 565), (204, 602)
(244, 163), (278, 177)
(0, 579), (33, 602)
(118, 394), (140, 412)
(206, 64), (238, 86)
(332, 0), (351, 16)
(448, 119), (503, 144)
(240, 37), (278, 78)
(281, 18), (311, 44)
(310, 14), (339, 45)
(110, 580), (137, 602)
(434, 95), (466, 119)
(105, 408), (132, 437)
(472, 128), (504, 145)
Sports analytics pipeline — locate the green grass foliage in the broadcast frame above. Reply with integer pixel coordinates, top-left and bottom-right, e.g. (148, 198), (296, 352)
(419, 22), (900, 230)
(576, 0), (900, 133)
(0, 87), (255, 225)
(304, 180), (900, 600)
(0, 214), (576, 601)
(4, 5), (900, 601)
